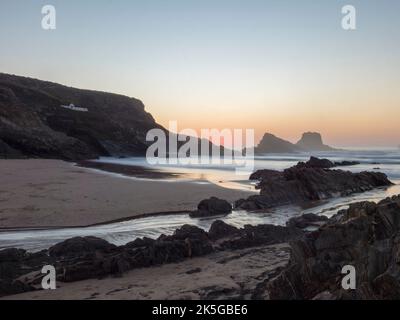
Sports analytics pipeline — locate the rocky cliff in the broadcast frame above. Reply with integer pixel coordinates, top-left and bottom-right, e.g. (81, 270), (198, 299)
(0, 73), (163, 160)
(267, 195), (400, 299)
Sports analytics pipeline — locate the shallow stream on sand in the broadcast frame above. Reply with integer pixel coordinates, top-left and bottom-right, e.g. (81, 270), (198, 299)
(1, 181), (399, 252)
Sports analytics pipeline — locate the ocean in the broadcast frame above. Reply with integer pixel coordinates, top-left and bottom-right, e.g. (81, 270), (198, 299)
(1, 149), (400, 252)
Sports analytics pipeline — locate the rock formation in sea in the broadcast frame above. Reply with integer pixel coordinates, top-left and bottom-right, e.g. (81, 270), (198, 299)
(254, 132), (337, 154)
(294, 156), (359, 169)
(267, 195), (400, 300)
(189, 197), (232, 218)
(0, 73), (163, 160)
(235, 157), (392, 210)
(295, 132), (335, 151)
(254, 133), (303, 154)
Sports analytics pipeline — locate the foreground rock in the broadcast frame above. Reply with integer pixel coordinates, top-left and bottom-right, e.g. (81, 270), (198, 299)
(236, 158), (392, 210)
(2, 242), (293, 300)
(267, 195), (400, 299)
(294, 157), (360, 169)
(0, 248), (54, 296)
(190, 197), (232, 218)
(286, 213), (328, 230)
(208, 220), (240, 240)
(218, 224), (303, 250)
(0, 220), (303, 297)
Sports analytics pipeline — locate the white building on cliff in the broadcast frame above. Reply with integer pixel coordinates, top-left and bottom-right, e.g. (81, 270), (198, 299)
(60, 103), (88, 112)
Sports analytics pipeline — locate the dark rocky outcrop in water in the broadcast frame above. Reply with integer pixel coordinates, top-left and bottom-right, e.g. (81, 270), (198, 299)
(294, 157), (360, 169)
(236, 158), (392, 210)
(335, 160), (360, 167)
(295, 156), (336, 168)
(0, 220), (304, 297)
(190, 197), (232, 218)
(267, 195), (400, 300)
(0, 73), (163, 160)
(0, 248), (54, 296)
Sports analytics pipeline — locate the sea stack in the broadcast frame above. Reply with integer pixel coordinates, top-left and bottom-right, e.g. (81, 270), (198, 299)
(295, 132), (335, 151)
(254, 133), (302, 154)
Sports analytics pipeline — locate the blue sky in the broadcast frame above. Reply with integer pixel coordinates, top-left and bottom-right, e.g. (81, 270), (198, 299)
(0, 0), (399, 146)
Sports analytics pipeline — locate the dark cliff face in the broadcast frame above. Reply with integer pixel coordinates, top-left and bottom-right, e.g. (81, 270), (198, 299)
(0, 73), (164, 160)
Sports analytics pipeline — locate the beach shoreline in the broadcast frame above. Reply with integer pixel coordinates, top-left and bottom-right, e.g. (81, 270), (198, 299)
(0, 159), (254, 229)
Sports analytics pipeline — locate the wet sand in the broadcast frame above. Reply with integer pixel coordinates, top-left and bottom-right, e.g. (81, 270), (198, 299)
(77, 160), (183, 179)
(0, 160), (253, 228)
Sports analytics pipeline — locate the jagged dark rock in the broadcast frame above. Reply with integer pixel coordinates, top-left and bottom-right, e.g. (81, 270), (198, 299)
(286, 213), (328, 229)
(294, 156), (335, 169)
(294, 157), (360, 169)
(249, 169), (282, 181)
(236, 158), (392, 210)
(0, 248), (53, 296)
(334, 160), (360, 167)
(0, 219), (305, 297)
(0, 73), (163, 160)
(267, 195), (400, 300)
(49, 236), (117, 258)
(190, 197), (232, 218)
(124, 237), (155, 249)
(219, 224), (304, 250)
(208, 220), (240, 240)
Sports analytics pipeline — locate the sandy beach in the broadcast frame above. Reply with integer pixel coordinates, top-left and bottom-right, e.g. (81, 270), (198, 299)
(0, 160), (253, 229)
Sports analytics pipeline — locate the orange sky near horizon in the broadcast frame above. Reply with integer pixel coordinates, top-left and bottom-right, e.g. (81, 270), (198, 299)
(152, 84), (400, 148)
(2, 1), (399, 148)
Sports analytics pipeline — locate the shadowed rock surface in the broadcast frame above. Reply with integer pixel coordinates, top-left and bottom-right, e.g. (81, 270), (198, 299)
(0, 73), (163, 160)
(286, 213), (328, 230)
(208, 220), (241, 240)
(190, 197), (232, 218)
(267, 195), (400, 300)
(236, 158), (392, 210)
(0, 220), (304, 297)
(293, 157), (360, 169)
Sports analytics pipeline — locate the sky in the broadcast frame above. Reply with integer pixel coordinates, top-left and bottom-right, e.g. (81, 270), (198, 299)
(0, 0), (399, 147)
